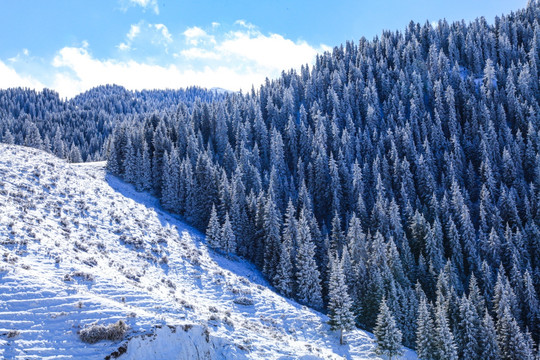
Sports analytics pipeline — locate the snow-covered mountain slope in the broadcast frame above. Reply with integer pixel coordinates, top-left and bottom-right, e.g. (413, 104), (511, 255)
(0, 144), (417, 360)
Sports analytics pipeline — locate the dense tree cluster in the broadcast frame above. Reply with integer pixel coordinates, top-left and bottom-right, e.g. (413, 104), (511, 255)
(0, 85), (222, 162)
(106, 3), (540, 356)
(3, 2), (540, 357)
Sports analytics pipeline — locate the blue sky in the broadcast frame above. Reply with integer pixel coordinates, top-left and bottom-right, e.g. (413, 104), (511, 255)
(0, 0), (527, 98)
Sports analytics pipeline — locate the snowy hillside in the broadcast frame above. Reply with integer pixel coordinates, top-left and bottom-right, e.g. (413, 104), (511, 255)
(0, 144), (416, 359)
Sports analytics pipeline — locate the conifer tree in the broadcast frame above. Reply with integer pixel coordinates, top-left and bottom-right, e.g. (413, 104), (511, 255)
(274, 234), (294, 297)
(480, 309), (502, 360)
(433, 302), (458, 360)
(206, 204), (221, 250)
(221, 212), (236, 255)
(374, 298), (403, 360)
(263, 193), (281, 281)
(295, 208), (323, 310)
(139, 140), (152, 191)
(416, 298), (437, 360)
(327, 253), (355, 345)
(106, 138), (120, 175)
(457, 296), (480, 359)
(123, 138), (137, 183)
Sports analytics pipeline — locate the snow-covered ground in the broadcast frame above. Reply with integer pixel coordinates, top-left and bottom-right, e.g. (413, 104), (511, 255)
(0, 144), (417, 359)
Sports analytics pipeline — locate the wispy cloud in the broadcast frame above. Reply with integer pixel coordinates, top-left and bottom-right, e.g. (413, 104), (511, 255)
(127, 24), (141, 41)
(117, 22), (173, 52)
(8, 48), (30, 63)
(154, 24), (172, 43)
(183, 26), (216, 46)
(121, 0), (159, 14)
(117, 24), (141, 51)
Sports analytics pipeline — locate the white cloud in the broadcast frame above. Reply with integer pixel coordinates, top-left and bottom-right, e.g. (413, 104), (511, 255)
(218, 31), (319, 72)
(117, 42), (130, 51)
(0, 20), (329, 98)
(49, 46), (268, 98)
(179, 48), (221, 60)
(117, 22), (171, 51)
(153, 24), (172, 43)
(117, 25), (140, 51)
(8, 48), (31, 63)
(124, 0), (159, 14)
(183, 26), (215, 46)
(0, 60), (44, 90)
(234, 20), (256, 31)
(127, 24), (141, 41)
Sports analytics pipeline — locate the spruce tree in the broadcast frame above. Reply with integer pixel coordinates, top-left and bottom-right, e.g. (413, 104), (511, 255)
(433, 302), (458, 360)
(263, 193), (281, 281)
(480, 309), (502, 360)
(295, 208), (323, 310)
(373, 298), (403, 360)
(327, 253), (355, 345)
(457, 296), (480, 359)
(206, 204), (221, 250)
(416, 297), (437, 360)
(274, 234), (294, 297)
(221, 212), (236, 255)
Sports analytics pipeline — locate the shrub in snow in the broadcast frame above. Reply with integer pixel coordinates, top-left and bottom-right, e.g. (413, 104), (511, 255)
(79, 320), (128, 344)
(71, 271), (94, 282)
(233, 297), (254, 306)
(7, 330), (20, 338)
(224, 318), (234, 328)
(83, 257), (97, 267)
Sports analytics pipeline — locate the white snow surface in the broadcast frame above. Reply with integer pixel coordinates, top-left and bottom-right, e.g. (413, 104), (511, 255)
(0, 144), (417, 360)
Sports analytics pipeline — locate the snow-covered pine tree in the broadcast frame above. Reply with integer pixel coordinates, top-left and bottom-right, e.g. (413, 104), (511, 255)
(106, 138), (120, 175)
(68, 142), (83, 163)
(206, 204), (221, 250)
(295, 208), (323, 310)
(416, 297), (437, 360)
(457, 296), (480, 359)
(327, 253), (355, 345)
(433, 300), (458, 360)
(273, 233), (294, 297)
(480, 309), (502, 360)
(273, 199), (296, 297)
(263, 192), (281, 281)
(123, 137), (137, 183)
(139, 140), (152, 191)
(497, 307), (534, 360)
(2, 128), (14, 144)
(373, 298), (403, 360)
(221, 212), (236, 255)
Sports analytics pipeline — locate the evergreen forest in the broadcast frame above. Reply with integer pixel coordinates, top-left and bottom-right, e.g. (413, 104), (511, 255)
(1, 3), (540, 358)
